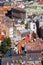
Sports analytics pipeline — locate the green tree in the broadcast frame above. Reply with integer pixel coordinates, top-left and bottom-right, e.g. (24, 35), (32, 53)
(0, 37), (12, 56)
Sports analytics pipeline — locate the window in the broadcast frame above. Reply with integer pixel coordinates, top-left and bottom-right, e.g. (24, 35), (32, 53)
(33, 25), (35, 29)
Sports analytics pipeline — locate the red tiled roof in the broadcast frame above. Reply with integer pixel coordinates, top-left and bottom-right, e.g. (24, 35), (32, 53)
(25, 39), (43, 51)
(17, 36), (32, 51)
(25, 64), (33, 65)
(25, 64), (32, 65)
(14, 63), (42, 65)
(25, 36), (29, 43)
(0, 35), (4, 40)
(35, 63), (42, 65)
(39, 1), (43, 4)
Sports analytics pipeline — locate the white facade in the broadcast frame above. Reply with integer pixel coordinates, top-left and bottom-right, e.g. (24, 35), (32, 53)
(30, 22), (37, 33)
(9, 27), (14, 38)
(15, 24), (25, 30)
(24, 18), (31, 24)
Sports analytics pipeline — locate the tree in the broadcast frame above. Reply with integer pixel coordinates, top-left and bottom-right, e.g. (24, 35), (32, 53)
(0, 37), (12, 56)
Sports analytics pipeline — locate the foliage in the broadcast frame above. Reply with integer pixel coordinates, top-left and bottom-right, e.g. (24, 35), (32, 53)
(0, 37), (12, 56)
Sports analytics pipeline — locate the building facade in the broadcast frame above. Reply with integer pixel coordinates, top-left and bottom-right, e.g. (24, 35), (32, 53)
(1, 51), (43, 65)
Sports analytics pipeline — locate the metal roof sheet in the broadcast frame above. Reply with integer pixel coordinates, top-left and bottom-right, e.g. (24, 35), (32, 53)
(19, 29), (32, 34)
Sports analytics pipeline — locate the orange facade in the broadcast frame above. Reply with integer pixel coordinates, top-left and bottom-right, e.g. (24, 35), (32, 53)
(17, 36), (32, 52)
(35, 63), (42, 65)
(0, 5), (13, 15)
(25, 64), (32, 65)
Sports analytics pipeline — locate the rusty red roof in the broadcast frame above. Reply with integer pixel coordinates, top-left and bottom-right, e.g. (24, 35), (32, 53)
(39, 1), (43, 4)
(0, 35), (4, 40)
(25, 39), (43, 51)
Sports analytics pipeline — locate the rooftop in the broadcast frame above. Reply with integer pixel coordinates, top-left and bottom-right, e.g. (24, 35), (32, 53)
(1, 50), (42, 63)
(0, 16), (13, 28)
(25, 39), (43, 51)
(39, 1), (43, 5)
(12, 7), (26, 13)
(19, 29), (32, 34)
(25, 4), (43, 11)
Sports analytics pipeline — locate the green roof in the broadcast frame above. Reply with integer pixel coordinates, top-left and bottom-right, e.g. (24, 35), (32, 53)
(25, 8), (43, 11)
(32, 4), (38, 6)
(25, 4), (43, 11)
(32, 4), (43, 6)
